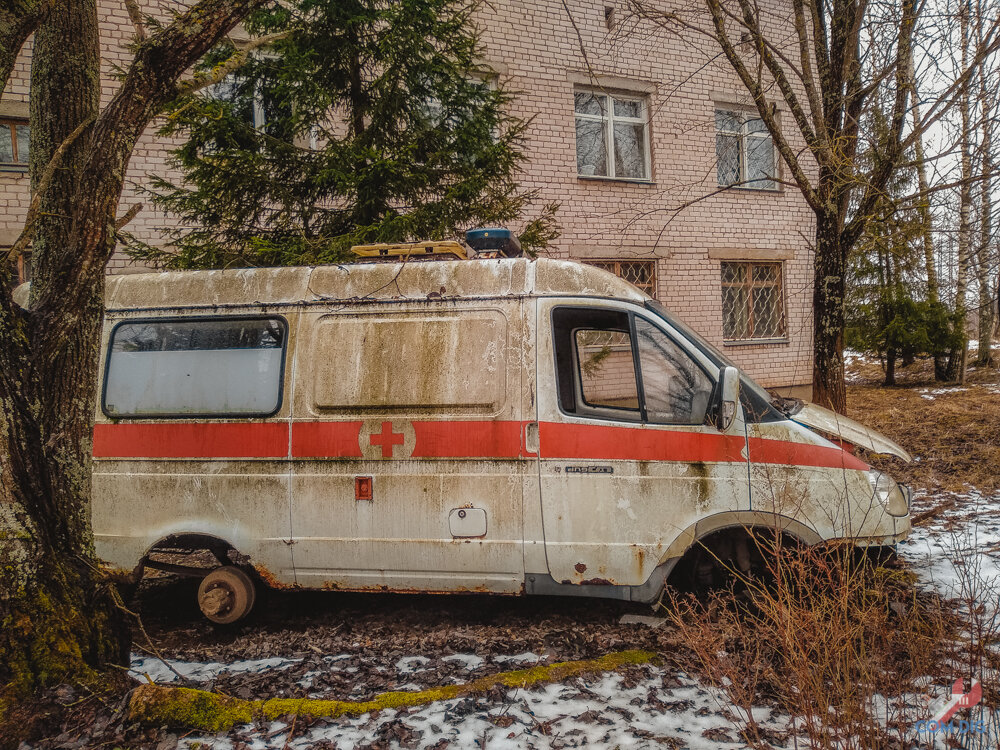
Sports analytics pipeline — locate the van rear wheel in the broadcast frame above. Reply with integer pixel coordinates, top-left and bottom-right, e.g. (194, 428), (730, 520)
(197, 565), (256, 624)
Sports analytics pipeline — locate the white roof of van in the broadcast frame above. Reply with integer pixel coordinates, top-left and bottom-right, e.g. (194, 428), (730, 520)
(92, 257), (649, 311)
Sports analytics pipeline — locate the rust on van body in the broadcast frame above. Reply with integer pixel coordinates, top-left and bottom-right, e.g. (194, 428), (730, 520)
(254, 565), (298, 591)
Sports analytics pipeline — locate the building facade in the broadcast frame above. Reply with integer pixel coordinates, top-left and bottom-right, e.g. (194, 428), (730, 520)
(1, 0), (815, 397)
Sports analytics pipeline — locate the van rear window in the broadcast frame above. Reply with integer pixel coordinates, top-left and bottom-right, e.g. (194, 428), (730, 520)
(102, 317), (286, 418)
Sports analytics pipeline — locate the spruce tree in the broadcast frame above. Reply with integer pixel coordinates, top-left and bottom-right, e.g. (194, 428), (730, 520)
(126, 0), (557, 269)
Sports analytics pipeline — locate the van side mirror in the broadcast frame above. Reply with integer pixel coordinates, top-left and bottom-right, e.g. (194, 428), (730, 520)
(716, 366), (740, 431)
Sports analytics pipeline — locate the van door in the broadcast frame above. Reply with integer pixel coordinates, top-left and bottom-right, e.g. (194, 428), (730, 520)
(534, 300), (750, 587)
(287, 303), (526, 593)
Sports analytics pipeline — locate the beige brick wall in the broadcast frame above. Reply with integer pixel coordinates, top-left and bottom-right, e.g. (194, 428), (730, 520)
(475, 0), (816, 393)
(0, 0), (816, 392)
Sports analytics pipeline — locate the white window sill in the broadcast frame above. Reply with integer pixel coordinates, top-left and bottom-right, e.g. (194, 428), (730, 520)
(0, 164), (28, 174)
(578, 175), (655, 185)
(723, 337), (789, 346)
(717, 182), (781, 193)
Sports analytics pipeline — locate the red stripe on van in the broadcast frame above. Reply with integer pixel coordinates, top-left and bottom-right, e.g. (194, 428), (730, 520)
(412, 420), (524, 458)
(748, 436), (869, 471)
(538, 422), (748, 463)
(292, 421), (364, 458)
(92, 422), (288, 458)
(92, 420), (868, 471)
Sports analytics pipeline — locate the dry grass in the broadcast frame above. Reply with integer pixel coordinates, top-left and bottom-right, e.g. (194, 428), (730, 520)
(846, 356), (1000, 493)
(661, 542), (956, 749)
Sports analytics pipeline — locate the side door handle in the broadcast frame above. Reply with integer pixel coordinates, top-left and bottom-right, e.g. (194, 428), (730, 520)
(523, 421), (539, 455)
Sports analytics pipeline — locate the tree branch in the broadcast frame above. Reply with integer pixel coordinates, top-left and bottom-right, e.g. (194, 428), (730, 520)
(703, 0), (822, 210)
(114, 203), (143, 231)
(0, 0), (54, 99)
(123, 0), (147, 41)
(175, 30), (291, 97)
(30, 0), (266, 322)
(4, 115), (96, 266)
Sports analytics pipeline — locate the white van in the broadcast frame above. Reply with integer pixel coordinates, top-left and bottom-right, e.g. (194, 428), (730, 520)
(88, 255), (911, 623)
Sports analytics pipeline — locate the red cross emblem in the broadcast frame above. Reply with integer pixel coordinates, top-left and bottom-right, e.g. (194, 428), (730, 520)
(369, 421), (405, 458)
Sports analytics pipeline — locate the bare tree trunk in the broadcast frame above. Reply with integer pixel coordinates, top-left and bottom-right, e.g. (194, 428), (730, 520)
(0, 0), (128, 702)
(905, 49), (940, 306)
(946, 0), (973, 383)
(905, 43), (950, 379)
(974, 0), (997, 367)
(813, 211), (848, 410)
(0, 0), (262, 717)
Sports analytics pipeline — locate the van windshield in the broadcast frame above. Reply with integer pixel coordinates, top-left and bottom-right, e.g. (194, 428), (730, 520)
(644, 299), (789, 421)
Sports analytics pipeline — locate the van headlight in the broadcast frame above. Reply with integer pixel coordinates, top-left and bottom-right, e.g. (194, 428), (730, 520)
(868, 470), (910, 517)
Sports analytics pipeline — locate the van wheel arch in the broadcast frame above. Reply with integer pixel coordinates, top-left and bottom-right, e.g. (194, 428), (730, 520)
(139, 533), (247, 580)
(667, 524), (810, 591)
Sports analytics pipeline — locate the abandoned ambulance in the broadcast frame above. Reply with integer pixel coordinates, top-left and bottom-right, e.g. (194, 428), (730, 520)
(84, 240), (912, 623)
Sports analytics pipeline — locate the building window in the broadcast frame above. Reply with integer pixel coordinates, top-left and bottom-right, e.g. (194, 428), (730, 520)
(585, 259), (656, 297)
(204, 60), (293, 144)
(0, 119), (29, 168)
(574, 89), (650, 181)
(715, 109), (776, 190)
(721, 261), (786, 341)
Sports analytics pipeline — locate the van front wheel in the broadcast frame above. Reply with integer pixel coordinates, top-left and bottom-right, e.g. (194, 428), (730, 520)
(197, 565), (256, 624)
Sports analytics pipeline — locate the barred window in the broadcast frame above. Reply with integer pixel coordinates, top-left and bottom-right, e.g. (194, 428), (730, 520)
(574, 89), (650, 181)
(715, 109), (776, 190)
(585, 259), (656, 298)
(721, 261), (786, 341)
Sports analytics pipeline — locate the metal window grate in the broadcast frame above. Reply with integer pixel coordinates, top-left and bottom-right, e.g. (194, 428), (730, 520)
(720, 261), (786, 340)
(586, 259), (657, 298)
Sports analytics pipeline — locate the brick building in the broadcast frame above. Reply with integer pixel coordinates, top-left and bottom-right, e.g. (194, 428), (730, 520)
(1, 0), (815, 397)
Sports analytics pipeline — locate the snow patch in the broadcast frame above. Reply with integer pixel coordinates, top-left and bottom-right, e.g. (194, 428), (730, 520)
(129, 655), (301, 684)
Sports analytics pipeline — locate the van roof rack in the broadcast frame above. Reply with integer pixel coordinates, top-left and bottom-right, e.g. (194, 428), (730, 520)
(351, 241), (468, 261)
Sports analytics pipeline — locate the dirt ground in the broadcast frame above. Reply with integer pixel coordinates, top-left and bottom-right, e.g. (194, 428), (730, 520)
(14, 354), (1000, 749)
(846, 353), (1000, 493)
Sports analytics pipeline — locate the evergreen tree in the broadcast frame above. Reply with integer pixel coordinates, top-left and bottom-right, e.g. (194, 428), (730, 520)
(126, 0), (558, 269)
(846, 113), (957, 385)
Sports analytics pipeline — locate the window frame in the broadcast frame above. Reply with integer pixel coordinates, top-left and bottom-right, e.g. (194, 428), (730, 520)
(574, 88), (652, 182)
(101, 314), (289, 420)
(572, 325), (642, 420)
(552, 306), (717, 426)
(714, 108), (778, 191)
(584, 258), (657, 298)
(204, 52), (290, 139)
(0, 117), (29, 170)
(720, 261), (788, 343)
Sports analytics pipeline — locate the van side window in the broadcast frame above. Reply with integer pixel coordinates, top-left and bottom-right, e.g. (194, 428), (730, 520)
(552, 307), (640, 421)
(635, 317), (713, 425)
(576, 329), (640, 412)
(103, 317), (286, 418)
(553, 307), (713, 425)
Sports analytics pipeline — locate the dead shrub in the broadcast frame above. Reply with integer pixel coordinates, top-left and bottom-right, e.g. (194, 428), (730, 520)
(659, 536), (953, 749)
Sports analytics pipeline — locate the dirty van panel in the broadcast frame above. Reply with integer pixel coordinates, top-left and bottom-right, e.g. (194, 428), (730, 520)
(91, 312), (298, 583)
(310, 312), (505, 414)
(745, 422), (901, 542)
(92, 463), (294, 579)
(534, 300), (751, 587)
(307, 258), (526, 301)
(288, 302), (526, 593)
